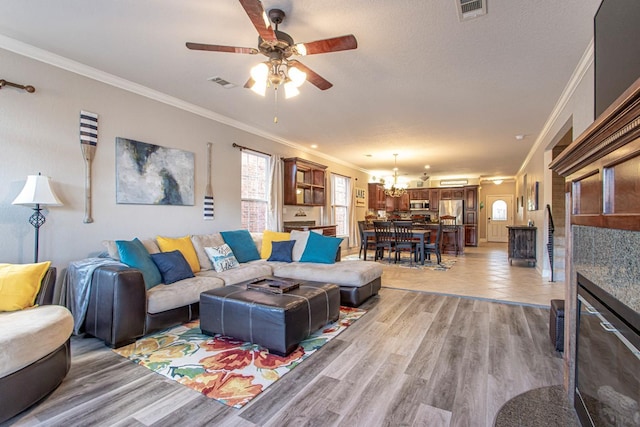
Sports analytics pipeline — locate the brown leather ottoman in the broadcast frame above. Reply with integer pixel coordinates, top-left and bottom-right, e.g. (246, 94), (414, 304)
(200, 278), (340, 356)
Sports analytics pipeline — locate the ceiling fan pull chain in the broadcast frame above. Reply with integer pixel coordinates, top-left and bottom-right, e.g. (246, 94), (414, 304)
(274, 86), (279, 123)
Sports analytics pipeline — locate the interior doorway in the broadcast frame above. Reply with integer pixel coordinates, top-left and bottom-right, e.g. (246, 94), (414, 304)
(487, 195), (514, 242)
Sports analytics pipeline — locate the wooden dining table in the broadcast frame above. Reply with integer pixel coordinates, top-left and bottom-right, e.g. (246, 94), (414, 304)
(363, 229), (431, 265)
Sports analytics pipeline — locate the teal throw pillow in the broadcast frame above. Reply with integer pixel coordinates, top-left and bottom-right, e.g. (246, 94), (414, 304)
(299, 232), (343, 264)
(267, 240), (296, 262)
(204, 244), (240, 272)
(150, 250), (195, 284)
(220, 230), (261, 263)
(116, 238), (162, 289)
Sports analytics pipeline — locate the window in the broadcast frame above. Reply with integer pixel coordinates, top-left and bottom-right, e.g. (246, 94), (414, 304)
(492, 200), (508, 221)
(331, 173), (350, 237)
(241, 151), (269, 232)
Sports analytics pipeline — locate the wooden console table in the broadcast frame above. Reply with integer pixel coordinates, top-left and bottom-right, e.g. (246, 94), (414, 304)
(507, 226), (536, 266)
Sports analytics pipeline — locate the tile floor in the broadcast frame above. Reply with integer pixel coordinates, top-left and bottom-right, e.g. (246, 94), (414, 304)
(350, 242), (565, 307)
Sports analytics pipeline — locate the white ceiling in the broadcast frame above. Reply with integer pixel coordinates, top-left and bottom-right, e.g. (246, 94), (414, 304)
(0, 0), (602, 182)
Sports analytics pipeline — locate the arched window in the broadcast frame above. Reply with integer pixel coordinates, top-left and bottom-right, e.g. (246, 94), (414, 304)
(492, 200), (508, 220)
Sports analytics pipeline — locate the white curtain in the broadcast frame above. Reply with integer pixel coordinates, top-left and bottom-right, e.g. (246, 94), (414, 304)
(267, 154), (283, 231)
(349, 178), (358, 248)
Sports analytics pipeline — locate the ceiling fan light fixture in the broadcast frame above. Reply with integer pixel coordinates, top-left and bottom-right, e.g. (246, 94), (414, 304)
(284, 81), (300, 99)
(294, 43), (307, 56)
(250, 62), (269, 82)
(288, 65), (307, 87)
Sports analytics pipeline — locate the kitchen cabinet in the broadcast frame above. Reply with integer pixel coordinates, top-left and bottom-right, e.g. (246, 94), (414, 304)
(386, 193), (410, 212)
(465, 225), (477, 246)
(408, 189), (429, 200)
(507, 226), (537, 266)
(429, 189), (439, 208)
(283, 158), (326, 206)
(440, 189), (464, 200)
(464, 186), (477, 210)
(368, 183), (386, 210)
(463, 186), (478, 246)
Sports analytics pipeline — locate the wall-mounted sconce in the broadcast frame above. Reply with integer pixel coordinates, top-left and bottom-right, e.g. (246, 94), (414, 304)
(0, 79), (36, 93)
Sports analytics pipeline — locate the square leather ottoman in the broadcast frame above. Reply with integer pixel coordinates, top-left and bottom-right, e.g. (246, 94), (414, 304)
(200, 278), (340, 356)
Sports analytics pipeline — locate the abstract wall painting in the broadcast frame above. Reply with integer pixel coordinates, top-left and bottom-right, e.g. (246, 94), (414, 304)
(116, 137), (194, 205)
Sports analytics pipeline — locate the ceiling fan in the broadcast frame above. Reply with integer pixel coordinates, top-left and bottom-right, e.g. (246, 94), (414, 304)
(186, 0), (358, 94)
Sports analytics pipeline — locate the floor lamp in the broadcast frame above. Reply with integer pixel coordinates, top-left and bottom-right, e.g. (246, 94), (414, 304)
(12, 174), (63, 263)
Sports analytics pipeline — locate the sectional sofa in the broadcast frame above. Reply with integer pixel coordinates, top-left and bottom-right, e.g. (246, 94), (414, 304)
(79, 229), (382, 348)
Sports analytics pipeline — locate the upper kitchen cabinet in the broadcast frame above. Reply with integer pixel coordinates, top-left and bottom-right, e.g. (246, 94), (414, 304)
(368, 183), (387, 210)
(283, 157), (327, 206)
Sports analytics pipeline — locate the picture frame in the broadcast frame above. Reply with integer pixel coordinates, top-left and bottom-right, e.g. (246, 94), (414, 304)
(527, 180), (539, 211)
(116, 137), (195, 205)
(355, 186), (366, 207)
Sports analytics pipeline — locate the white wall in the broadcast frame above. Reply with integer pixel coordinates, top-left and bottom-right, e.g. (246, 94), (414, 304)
(0, 48), (368, 271)
(515, 51), (595, 278)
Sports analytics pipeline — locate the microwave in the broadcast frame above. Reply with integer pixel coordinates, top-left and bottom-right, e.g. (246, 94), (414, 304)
(409, 200), (429, 210)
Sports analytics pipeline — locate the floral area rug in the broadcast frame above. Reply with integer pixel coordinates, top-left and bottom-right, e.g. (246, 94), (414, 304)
(344, 254), (456, 271)
(113, 306), (366, 408)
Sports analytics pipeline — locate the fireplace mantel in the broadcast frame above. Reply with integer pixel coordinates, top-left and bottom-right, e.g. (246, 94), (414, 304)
(549, 76), (640, 418)
(550, 76), (640, 231)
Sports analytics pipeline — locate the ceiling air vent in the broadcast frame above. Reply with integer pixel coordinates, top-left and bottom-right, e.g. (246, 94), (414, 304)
(457, 0), (487, 22)
(207, 76), (236, 89)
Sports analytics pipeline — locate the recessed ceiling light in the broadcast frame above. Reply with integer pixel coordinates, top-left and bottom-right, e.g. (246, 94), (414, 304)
(424, 165), (431, 169)
(515, 134), (525, 140)
(311, 144), (318, 149)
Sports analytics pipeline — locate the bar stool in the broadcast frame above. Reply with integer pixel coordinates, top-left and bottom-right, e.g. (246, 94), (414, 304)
(440, 215), (459, 255)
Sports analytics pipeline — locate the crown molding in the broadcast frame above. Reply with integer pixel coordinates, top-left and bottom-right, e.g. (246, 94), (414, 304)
(517, 38), (595, 176)
(0, 34), (369, 174)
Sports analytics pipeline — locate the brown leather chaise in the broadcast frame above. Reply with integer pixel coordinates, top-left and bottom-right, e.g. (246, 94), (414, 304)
(0, 268), (73, 424)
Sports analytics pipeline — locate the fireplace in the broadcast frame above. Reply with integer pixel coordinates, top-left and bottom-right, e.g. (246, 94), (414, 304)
(549, 77), (640, 426)
(575, 273), (640, 426)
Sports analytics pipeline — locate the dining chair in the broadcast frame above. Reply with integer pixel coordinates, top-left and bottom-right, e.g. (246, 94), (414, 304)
(358, 220), (376, 259)
(393, 220), (418, 265)
(440, 214), (460, 255)
(424, 221), (443, 264)
(373, 221), (395, 263)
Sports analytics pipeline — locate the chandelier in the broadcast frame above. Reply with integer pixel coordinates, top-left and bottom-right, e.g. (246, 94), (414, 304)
(384, 154), (408, 198)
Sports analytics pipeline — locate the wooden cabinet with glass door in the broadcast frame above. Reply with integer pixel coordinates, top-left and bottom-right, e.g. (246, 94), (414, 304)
(283, 158), (327, 206)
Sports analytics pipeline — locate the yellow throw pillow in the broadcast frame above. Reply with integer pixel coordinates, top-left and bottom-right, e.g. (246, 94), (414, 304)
(156, 235), (200, 273)
(260, 230), (291, 259)
(0, 261), (51, 311)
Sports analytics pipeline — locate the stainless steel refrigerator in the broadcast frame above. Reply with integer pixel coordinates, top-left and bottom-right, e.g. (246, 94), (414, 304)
(438, 199), (463, 224)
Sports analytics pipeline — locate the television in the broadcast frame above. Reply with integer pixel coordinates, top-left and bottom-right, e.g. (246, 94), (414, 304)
(594, 0), (640, 118)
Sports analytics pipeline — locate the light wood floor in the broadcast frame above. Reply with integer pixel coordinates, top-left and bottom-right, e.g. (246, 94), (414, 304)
(6, 244), (564, 427)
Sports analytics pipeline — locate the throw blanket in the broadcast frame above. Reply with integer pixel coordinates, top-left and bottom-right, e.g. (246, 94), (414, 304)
(59, 258), (124, 334)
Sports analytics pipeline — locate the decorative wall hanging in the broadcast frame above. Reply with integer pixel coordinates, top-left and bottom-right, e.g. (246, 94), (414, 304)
(80, 110), (98, 223)
(203, 142), (214, 220)
(355, 187), (366, 207)
(116, 137), (194, 205)
(0, 79), (35, 93)
(527, 180), (539, 211)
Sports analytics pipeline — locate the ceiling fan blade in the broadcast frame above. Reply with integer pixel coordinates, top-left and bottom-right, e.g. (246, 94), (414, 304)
(297, 35), (357, 55)
(186, 42), (258, 54)
(238, 0), (277, 42)
(289, 61), (333, 90)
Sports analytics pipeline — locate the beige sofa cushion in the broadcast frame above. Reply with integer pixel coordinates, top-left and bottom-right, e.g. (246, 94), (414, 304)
(0, 305), (73, 377)
(146, 275), (225, 314)
(191, 233), (225, 271)
(272, 260), (383, 287)
(208, 259), (272, 285)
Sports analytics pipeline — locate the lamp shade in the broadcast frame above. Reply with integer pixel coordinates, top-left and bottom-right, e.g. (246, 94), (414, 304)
(12, 175), (63, 206)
